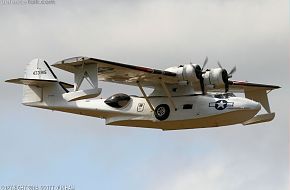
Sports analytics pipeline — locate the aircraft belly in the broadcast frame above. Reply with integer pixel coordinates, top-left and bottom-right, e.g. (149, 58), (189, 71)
(107, 109), (259, 130)
(26, 94), (260, 130)
(105, 95), (261, 129)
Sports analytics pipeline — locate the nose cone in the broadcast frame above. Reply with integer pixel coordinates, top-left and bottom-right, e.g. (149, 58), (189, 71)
(247, 100), (261, 111)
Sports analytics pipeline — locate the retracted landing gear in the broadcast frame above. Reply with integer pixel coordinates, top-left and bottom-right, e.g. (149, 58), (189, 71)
(154, 104), (170, 121)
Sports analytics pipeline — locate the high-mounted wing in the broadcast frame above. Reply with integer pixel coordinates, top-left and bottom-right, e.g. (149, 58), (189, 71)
(52, 56), (178, 87)
(52, 56), (280, 94)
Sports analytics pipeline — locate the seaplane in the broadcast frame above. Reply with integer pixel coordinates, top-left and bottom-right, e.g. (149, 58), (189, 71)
(6, 56), (280, 130)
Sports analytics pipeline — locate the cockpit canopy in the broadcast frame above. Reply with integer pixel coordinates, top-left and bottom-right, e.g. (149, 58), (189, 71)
(105, 93), (131, 108)
(213, 92), (236, 99)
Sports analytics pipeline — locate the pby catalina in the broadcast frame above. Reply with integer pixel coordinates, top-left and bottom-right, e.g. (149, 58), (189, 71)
(6, 57), (280, 130)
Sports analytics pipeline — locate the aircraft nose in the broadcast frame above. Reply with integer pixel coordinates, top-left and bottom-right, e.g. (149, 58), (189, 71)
(247, 100), (261, 111)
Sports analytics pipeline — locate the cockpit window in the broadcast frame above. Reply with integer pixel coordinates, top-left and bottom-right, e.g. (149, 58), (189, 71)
(105, 93), (131, 108)
(214, 93), (235, 99)
(214, 94), (224, 99)
(227, 93), (235, 97)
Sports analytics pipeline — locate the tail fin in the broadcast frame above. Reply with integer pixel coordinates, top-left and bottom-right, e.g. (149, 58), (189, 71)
(24, 58), (57, 80)
(6, 58), (73, 104)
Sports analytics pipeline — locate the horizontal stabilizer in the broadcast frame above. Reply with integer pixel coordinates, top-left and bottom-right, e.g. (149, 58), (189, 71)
(243, 113), (275, 125)
(5, 78), (74, 88)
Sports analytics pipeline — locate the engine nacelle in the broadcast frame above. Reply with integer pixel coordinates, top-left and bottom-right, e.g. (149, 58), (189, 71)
(203, 68), (226, 86)
(169, 64), (201, 82)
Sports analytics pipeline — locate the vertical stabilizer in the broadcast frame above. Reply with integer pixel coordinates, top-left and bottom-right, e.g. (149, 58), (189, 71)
(25, 58), (57, 81)
(6, 59), (67, 105)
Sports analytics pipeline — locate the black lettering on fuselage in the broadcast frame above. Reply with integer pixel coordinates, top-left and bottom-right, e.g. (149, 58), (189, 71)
(33, 70), (47, 75)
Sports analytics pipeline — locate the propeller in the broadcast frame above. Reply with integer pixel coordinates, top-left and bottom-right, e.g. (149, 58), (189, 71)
(217, 61), (236, 92)
(202, 56), (208, 71)
(228, 66), (236, 78)
(194, 56), (208, 95)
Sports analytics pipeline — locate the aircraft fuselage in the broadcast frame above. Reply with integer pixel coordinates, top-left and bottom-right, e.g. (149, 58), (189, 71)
(26, 93), (261, 130)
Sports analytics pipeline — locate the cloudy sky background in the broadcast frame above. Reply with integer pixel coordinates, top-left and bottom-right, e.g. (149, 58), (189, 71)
(0, 0), (289, 189)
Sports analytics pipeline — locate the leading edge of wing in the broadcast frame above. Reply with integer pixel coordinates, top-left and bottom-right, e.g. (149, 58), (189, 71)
(204, 80), (280, 93)
(51, 56), (176, 77)
(229, 80), (281, 90)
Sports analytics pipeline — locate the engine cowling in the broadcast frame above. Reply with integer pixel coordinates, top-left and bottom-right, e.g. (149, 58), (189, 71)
(166, 58), (234, 93)
(166, 63), (205, 93)
(203, 68), (228, 86)
(175, 64), (202, 82)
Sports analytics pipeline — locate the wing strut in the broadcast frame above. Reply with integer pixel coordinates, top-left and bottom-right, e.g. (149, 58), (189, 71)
(160, 78), (177, 111)
(137, 81), (155, 112)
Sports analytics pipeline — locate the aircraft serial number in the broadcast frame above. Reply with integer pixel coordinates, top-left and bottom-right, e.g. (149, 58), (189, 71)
(33, 70), (47, 75)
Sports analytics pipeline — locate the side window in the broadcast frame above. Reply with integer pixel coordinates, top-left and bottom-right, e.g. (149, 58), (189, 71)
(183, 104), (193, 109)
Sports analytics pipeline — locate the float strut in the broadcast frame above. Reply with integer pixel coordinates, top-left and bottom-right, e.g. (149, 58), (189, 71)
(160, 78), (177, 111)
(137, 81), (154, 112)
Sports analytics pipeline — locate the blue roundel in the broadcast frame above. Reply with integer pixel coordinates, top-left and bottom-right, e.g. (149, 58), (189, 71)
(215, 100), (228, 110)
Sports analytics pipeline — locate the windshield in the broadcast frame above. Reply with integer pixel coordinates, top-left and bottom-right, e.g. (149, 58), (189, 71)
(214, 93), (235, 99)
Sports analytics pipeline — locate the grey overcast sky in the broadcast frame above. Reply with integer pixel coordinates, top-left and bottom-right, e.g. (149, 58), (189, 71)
(0, 0), (289, 190)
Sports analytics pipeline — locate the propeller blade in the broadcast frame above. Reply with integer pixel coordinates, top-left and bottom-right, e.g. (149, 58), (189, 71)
(216, 61), (236, 93)
(201, 56), (208, 71)
(229, 66), (236, 75)
(200, 78), (205, 95)
(225, 82), (229, 93)
(217, 61), (223, 69)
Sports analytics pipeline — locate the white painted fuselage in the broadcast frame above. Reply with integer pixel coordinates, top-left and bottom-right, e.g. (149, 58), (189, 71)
(25, 87), (261, 130)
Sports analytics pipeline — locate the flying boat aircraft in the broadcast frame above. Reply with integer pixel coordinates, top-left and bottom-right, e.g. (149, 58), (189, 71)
(6, 56), (280, 130)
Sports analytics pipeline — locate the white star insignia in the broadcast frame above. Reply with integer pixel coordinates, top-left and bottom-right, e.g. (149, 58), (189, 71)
(217, 100), (227, 109)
